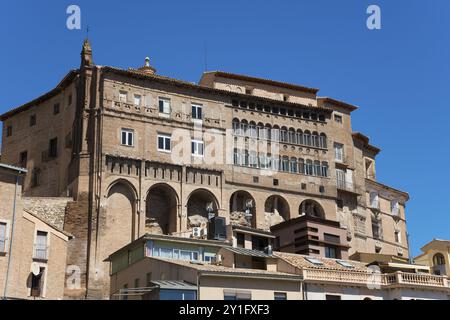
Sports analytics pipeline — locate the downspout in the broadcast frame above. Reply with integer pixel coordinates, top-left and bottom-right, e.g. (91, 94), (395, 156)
(2, 174), (20, 300)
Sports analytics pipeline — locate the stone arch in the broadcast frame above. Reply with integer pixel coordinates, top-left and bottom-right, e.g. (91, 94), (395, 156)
(104, 180), (138, 260)
(229, 191), (256, 228)
(186, 189), (219, 230)
(299, 199), (325, 219)
(145, 183), (179, 235)
(265, 195), (290, 227)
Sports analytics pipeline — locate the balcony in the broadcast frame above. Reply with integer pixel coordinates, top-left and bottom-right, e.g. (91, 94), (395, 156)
(336, 179), (355, 192)
(301, 269), (449, 289)
(33, 244), (48, 261)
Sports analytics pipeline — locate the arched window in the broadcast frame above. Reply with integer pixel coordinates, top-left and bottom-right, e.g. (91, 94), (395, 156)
(232, 118), (240, 135)
(241, 120), (248, 137)
(298, 158), (305, 174)
(249, 121), (257, 139)
(305, 160), (313, 175)
(296, 130), (303, 145)
(288, 128), (297, 144)
(257, 122), (265, 139)
(321, 162), (329, 177)
(290, 157), (298, 173)
(433, 253), (445, 266)
(280, 127), (288, 143)
(265, 124), (272, 140)
(300, 200), (325, 219)
(312, 132), (320, 148)
(272, 125), (280, 142)
(282, 156), (290, 172)
(320, 133), (327, 149)
(304, 130), (311, 146)
(313, 160), (321, 176)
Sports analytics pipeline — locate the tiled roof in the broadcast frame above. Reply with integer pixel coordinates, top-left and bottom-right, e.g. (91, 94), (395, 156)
(23, 197), (72, 230)
(274, 252), (371, 272)
(223, 247), (275, 258)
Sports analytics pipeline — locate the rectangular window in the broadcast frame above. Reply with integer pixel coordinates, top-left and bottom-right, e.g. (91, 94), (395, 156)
(19, 151), (28, 168)
(68, 94), (73, 106)
(49, 138), (58, 158)
(391, 200), (399, 215)
(30, 114), (37, 127)
(274, 292), (287, 300)
(224, 291), (252, 300)
(134, 278), (140, 288)
(192, 104), (203, 120)
(121, 129), (134, 147)
(53, 103), (60, 115)
(34, 231), (48, 260)
(395, 230), (401, 244)
(325, 247), (337, 259)
(134, 94), (142, 106)
(119, 91), (128, 103)
(157, 134), (171, 152)
(334, 114), (343, 124)
(0, 222), (7, 252)
(158, 98), (171, 115)
(334, 143), (344, 162)
(372, 218), (382, 240)
(236, 233), (245, 248)
(191, 140), (204, 157)
(6, 126), (12, 137)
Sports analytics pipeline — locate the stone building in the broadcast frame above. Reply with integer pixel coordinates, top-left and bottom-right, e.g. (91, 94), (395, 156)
(0, 163), (71, 300)
(414, 239), (450, 276)
(0, 40), (410, 299)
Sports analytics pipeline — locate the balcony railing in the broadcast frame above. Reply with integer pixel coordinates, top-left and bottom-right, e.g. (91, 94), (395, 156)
(336, 179), (354, 192)
(33, 244), (48, 260)
(302, 269), (449, 288)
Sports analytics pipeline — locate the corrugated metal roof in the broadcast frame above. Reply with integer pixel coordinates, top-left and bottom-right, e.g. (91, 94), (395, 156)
(0, 163), (27, 174)
(224, 247), (274, 258)
(151, 280), (197, 291)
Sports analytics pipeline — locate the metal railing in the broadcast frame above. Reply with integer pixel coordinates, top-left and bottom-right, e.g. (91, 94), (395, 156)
(336, 179), (354, 191)
(33, 244), (48, 260)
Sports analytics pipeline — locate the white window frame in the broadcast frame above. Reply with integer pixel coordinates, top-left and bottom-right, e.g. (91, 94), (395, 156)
(334, 143), (344, 162)
(119, 90), (128, 103)
(134, 94), (142, 106)
(157, 134), (172, 153)
(191, 104), (203, 121)
(191, 140), (204, 157)
(0, 220), (10, 253)
(158, 97), (171, 117)
(33, 230), (49, 261)
(391, 200), (399, 215)
(121, 129), (134, 147)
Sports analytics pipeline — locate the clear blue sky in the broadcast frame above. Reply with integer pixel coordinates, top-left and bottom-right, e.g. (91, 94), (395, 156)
(1, 1), (449, 256)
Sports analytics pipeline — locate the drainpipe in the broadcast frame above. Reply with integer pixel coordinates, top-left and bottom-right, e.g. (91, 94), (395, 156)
(2, 174), (20, 300)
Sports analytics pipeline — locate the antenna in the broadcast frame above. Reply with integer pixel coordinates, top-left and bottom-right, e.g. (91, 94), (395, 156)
(86, 25), (90, 39)
(204, 40), (208, 71)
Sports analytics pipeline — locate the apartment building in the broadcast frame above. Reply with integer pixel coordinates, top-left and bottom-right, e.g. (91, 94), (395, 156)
(0, 163), (71, 300)
(414, 239), (450, 276)
(107, 236), (449, 300)
(0, 39), (410, 299)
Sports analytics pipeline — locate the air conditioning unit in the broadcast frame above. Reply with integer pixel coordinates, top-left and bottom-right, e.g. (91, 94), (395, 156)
(192, 227), (202, 238)
(397, 247), (403, 255)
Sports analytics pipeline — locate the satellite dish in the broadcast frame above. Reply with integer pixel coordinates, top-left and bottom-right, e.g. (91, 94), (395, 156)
(31, 262), (40, 276)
